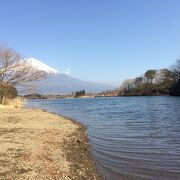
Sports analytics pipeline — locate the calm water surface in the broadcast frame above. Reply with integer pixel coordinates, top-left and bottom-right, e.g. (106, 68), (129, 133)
(27, 96), (180, 180)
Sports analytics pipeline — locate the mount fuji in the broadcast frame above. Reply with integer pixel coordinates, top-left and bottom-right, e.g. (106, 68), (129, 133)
(23, 58), (115, 95)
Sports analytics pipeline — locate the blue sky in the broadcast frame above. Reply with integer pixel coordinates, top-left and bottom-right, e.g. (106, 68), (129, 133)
(0, 0), (180, 85)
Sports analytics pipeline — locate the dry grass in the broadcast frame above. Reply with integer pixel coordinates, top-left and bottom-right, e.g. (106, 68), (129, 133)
(0, 108), (77, 179)
(2, 97), (26, 108)
(0, 108), (103, 180)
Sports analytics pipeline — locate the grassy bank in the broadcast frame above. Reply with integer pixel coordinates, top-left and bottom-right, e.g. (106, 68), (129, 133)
(0, 107), (103, 179)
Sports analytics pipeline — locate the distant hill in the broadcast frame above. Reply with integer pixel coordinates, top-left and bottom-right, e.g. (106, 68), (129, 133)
(20, 58), (115, 95)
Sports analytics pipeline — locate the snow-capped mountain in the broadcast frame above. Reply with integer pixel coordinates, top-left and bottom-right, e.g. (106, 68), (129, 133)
(24, 57), (59, 74)
(22, 57), (116, 94)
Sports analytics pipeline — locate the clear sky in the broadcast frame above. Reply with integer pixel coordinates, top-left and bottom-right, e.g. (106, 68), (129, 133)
(0, 0), (180, 85)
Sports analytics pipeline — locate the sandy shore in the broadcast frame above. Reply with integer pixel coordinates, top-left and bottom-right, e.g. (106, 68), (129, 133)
(0, 107), (103, 180)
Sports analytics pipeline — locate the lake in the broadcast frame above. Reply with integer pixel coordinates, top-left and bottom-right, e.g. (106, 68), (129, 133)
(27, 96), (180, 180)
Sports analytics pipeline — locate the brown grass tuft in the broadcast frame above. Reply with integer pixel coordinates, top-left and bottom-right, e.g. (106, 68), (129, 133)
(2, 97), (26, 108)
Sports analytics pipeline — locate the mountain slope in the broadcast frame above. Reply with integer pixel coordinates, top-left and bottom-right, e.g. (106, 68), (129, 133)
(24, 57), (59, 74)
(34, 73), (115, 94)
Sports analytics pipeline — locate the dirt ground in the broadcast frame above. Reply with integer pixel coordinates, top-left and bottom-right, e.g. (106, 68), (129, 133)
(0, 107), (104, 180)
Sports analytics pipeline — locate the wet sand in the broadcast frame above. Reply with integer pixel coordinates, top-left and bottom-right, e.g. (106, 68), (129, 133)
(0, 107), (104, 179)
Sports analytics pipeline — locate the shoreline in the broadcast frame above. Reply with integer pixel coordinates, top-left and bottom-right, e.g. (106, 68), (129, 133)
(0, 107), (104, 179)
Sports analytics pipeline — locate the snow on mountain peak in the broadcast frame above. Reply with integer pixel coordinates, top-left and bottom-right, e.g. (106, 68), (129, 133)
(24, 57), (59, 74)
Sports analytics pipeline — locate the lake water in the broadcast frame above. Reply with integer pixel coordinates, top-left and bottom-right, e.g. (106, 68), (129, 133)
(27, 96), (180, 180)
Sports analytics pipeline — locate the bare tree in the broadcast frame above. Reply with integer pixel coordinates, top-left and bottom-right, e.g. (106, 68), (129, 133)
(170, 59), (180, 82)
(169, 59), (180, 96)
(0, 45), (46, 104)
(119, 79), (135, 94)
(134, 76), (143, 88)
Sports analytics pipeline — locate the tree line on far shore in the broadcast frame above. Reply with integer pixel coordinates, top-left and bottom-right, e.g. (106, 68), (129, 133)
(118, 59), (180, 96)
(74, 90), (86, 97)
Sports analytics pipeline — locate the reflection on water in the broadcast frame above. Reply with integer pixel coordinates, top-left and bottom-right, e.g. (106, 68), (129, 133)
(27, 96), (180, 180)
